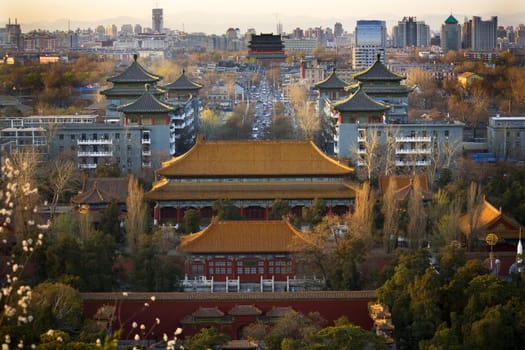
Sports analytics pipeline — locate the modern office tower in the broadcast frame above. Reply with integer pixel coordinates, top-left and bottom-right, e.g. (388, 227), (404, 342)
(134, 24), (143, 34)
(393, 17), (430, 48)
(353, 20), (386, 70)
(472, 16), (497, 50)
(152, 8), (163, 34)
(462, 18), (472, 49)
(334, 22), (344, 37)
(4, 18), (22, 51)
(441, 14), (461, 52)
(416, 21), (430, 47)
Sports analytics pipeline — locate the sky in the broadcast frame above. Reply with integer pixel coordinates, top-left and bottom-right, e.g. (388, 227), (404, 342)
(3, 0), (525, 35)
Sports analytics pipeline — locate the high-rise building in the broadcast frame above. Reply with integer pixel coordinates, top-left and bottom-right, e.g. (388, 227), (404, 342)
(393, 17), (430, 48)
(3, 18), (22, 51)
(152, 8), (163, 34)
(462, 18), (472, 49)
(334, 22), (344, 37)
(441, 14), (461, 52)
(353, 20), (386, 70)
(472, 16), (497, 50)
(355, 20), (386, 46)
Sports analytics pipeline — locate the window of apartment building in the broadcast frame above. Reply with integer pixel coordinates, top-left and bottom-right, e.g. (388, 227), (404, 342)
(126, 133), (131, 140)
(59, 134), (64, 140)
(70, 134), (75, 141)
(81, 133), (86, 140)
(104, 133), (109, 140)
(410, 130), (415, 137)
(115, 133), (120, 139)
(444, 130), (449, 137)
(422, 130), (427, 137)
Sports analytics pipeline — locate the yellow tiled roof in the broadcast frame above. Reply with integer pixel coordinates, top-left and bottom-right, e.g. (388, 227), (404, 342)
(458, 199), (501, 234)
(177, 220), (314, 253)
(146, 180), (355, 201)
(156, 138), (353, 177)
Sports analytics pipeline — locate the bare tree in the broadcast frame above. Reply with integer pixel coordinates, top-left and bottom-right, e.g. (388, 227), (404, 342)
(47, 158), (78, 218)
(289, 83), (320, 138)
(465, 181), (484, 251)
(8, 150), (41, 239)
(352, 127), (381, 181)
(381, 183), (400, 252)
(346, 181), (376, 240)
(125, 175), (148, 254)
(407, 179), (428, 249)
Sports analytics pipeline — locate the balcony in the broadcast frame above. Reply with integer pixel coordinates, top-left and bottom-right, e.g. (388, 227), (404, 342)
(395, 160), (432, 167)
(78, 163), (97, 169)
(77, 139), (112, 145)
(142, 150), (152, 156)
(141, 138), (151, 144)
(77, 151), (113, 157)
(395, 136), (432, 143)
(142, 161), (152, 168)
(395, 148), (432, 154)
(357, 149), (367, 154)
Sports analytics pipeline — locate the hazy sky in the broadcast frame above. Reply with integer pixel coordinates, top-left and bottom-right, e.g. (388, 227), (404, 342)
(3, 0), (525, 34)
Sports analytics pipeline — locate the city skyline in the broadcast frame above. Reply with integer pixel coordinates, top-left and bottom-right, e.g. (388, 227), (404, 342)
(3, 0), (525, 35)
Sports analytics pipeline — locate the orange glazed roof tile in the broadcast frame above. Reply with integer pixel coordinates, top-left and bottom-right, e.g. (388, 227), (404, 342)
(156, 138), (353, 177)
(458, 199), (523, 237)
(146, 180), (355, 201)
(177, 220), (314, 253)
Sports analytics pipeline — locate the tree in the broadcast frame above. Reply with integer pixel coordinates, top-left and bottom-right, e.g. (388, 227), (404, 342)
(406, 179), (428, 249)
(381, 182), (401, 252)
(306, 323), (389, 350)
(301, 198), (325, 228)
(269, 199), (290, 220)
(44, 158), (79, 218)
(30, 282), (83, 335)
(464, 181), (484, 251)
(352, 127), (381, 182)
(212, 199), (243, 220)
(182, 208), (202, 233)
(130, 235), (181, 292)
(99, 201), (121, 242)
(183, 327), (230, 350)
(199, 109), (222, 140)
(264, 310), (325, 350)
(125, 175), (148, 254)
(348, 181), (376, 239)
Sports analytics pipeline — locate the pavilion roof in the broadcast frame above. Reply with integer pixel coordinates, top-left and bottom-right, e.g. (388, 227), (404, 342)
(177, 220), (314, 253)
(146, 180), (355, 201)
(155, 138), (353, 177)
(331, 85), (389, 112)
(458, 199), (524, 239)
(107, 54), (162, 83)
(117, 87), (174, 113)
(378, 174), (433, 201)
(162, 70), (203, 91)
(71, 177), (128, 205)
(313, 69), (349, 90)
(353, 54), (405, 82)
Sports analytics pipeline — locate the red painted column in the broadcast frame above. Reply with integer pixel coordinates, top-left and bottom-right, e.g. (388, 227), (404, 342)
(176, 207), (182, 223)
(265, 207), (269, 220)
(153, 204), (160, 225)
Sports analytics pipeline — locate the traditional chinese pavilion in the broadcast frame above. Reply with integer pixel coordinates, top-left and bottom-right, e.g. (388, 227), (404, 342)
(313, 68), (349, 101)
(100, 54), (164, 117)
(161, 70), (203, 155)
(458, 199), (525, 248)
(247, 33), (286, 66)
(146, 137), (355, 224)
(347, 53), (413, 124)
(178, 220), (314, 284)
